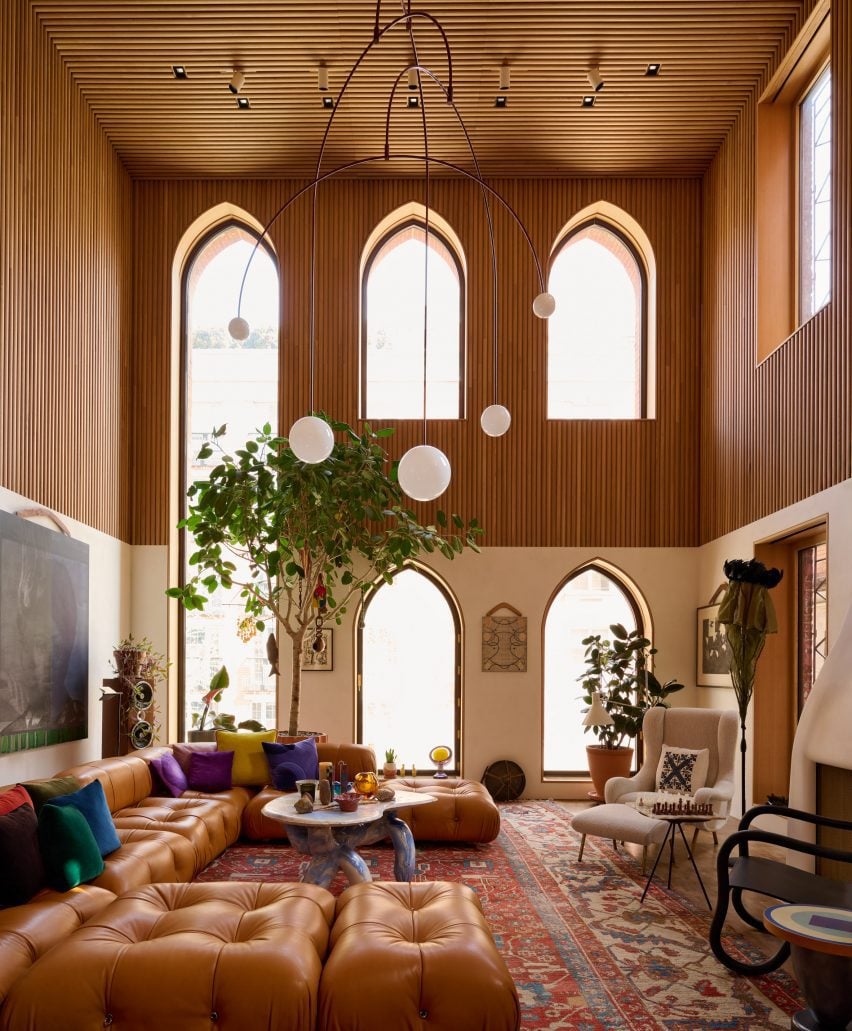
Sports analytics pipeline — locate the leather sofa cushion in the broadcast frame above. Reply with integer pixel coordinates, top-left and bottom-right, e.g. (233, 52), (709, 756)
(391, 777), (501, 843)
(55, 755), (153, 814)
(1, 882), (335, 1031)
(113, 797), (240, 871)
(320, 882), (520, 1031)
(89, 827), (197, 893)
(0, 885), (116, 1006)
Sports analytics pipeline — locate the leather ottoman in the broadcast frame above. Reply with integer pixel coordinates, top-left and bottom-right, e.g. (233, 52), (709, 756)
(392, 776), (501, 843)
(318, 882), (520, 1031)
(0, 882), (336, 1031)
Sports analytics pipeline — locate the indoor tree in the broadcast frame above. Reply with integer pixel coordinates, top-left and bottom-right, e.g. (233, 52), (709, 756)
(168, 417), (482, 736)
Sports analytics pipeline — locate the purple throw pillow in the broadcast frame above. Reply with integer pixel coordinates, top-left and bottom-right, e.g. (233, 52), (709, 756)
(263, 738), (319, 792)
(172, 742), (217, 777)
(150, 754), (188, 798)
(187, 750), (234, 793)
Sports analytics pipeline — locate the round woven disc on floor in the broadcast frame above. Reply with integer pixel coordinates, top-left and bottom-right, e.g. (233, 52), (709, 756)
(482, 760), (525, 801)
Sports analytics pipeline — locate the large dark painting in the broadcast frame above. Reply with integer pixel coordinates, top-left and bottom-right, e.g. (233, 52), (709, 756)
(0, 511), (89, 752)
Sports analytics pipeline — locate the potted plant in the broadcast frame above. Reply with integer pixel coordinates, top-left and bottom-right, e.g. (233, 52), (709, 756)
(189, 666), (237, 742)
(383, 748), (398, 779)
(168, 417), (482, 737)
(579, 623), (684, 799)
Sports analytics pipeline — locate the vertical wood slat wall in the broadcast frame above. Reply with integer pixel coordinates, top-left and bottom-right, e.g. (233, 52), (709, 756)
(131, 176), (701, 548)
(700, 8), (851, 543)
(0, 0), (133, 540)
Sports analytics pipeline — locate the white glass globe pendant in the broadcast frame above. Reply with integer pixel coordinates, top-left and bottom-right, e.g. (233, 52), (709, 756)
(532, 292), (556, 319)
(397, 445), (452, 502)
(288, 416), (335, 464)
(480, 404), (511, 437)
(228, 315), (251, 341)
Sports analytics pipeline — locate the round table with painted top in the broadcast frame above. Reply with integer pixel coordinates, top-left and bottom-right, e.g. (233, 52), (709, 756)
(262, 789), (435, 888)
(763, 903), (852, 1031)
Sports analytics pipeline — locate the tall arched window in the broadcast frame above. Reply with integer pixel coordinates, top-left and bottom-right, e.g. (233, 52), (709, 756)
(358, 567), (461, 772)
(361, 217), (464, 419)
(181, 220), (279, 737)
(543, 564), (646, 776)
(548, 218), (648, 419)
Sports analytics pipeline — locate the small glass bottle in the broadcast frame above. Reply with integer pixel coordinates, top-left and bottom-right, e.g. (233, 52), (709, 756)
(411, 764), (417, 778)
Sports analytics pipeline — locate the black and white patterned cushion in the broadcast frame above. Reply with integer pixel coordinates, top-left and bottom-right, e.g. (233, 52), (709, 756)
(655, 745), (709, 793)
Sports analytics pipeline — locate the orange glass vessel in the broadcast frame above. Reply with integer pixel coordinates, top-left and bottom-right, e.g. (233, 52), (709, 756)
(353, 772), (379, 798)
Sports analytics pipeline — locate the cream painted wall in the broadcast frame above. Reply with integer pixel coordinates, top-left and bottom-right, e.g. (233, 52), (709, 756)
(696, 475), (852, 816)
(0, 487), (132, 783)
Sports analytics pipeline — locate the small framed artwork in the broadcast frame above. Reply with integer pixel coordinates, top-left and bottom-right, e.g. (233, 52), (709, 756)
(301, 628), (333, 672)
(696, 604), (732, 688)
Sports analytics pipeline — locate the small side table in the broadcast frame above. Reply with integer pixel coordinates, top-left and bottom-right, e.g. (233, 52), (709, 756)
(763, 904), (852, 1031)
(638, 812), (714, 909)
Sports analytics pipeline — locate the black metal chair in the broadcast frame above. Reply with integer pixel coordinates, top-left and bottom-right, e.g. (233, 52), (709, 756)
(710, 804), (852, 975)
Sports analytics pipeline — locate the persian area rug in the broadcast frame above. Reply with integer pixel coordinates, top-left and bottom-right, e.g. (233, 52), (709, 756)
(196, 799), (803, 1029)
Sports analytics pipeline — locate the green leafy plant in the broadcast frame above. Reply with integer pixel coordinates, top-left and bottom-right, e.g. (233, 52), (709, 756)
(168, 417), (483, 736)
(194, 665), (236, 733)
(384, 748), (398, 764)
(578, 624), (684, 749)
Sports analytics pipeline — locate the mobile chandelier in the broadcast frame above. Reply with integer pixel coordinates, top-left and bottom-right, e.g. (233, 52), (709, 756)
(228, 0), (556, 502)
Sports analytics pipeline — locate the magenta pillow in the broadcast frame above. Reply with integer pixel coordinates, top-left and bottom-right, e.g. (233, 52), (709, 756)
(263, 737), (319, 792)
(150, 754), (188, 798)
(188, 750), (234, 793)
(172, 742), (217, 778)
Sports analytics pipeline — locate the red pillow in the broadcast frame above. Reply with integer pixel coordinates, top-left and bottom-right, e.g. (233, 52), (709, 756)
(1, 785), (34, 816)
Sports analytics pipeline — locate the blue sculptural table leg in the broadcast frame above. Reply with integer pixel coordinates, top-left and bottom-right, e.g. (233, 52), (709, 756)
(383, 810), (417, 881)
(283, 824), (372, 888)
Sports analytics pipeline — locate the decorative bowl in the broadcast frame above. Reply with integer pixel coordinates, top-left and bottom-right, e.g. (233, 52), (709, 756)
(354, 772), (379, 798)
(337, 792), (360, 812)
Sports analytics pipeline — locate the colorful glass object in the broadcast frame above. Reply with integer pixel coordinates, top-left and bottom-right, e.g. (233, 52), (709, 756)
(353, 772), (379, 798)
(429, 745), (452, 779)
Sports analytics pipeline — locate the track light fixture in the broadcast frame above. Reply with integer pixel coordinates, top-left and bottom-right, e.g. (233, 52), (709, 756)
(318, 66), (329, 92)
(587, 65), (604, 92)
(499, 64), (510, 91)
(228, 69), (246, 95)
(407, 67), (419, 90)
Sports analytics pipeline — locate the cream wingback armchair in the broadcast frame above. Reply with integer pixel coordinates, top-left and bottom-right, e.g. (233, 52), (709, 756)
(604, 707), (739, 840)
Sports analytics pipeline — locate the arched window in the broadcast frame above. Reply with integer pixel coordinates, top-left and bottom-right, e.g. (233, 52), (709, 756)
(548, 216), (649, 419)
(361, 217), (464, 419)
(358, 567), (461, 772)
(180, 220), (279, 737)
(543, 563), (647, 776)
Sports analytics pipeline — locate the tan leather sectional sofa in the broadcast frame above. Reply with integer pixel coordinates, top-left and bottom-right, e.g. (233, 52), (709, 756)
(0, 744), (514, 1031)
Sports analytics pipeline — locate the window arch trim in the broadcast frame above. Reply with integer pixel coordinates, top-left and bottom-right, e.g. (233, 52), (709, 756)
(360, 215), (466, 420)
(177, 216), (279, 742)
(548, 217), (649, 420)
(541, 558), (653, 779)
(355, 561), (463, 773)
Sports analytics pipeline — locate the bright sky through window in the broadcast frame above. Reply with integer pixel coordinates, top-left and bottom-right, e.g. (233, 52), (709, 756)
(548, 226), (642, 419)
(364, 227), (462, 418)
(800, 64), (831, 321)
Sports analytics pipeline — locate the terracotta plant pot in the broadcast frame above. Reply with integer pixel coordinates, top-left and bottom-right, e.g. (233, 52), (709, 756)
(382, 763), (397, 779)
(586, 744), (634, 802)
(187, 729), (216, 743)
(275, 732), (329, 745)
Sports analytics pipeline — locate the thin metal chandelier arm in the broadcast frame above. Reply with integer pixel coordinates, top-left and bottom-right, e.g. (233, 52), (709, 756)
(383, 63), (500, 407)
(233, 154), (545, 320)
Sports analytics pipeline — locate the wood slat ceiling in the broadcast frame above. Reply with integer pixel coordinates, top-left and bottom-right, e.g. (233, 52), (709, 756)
(31, 1), (807, 179)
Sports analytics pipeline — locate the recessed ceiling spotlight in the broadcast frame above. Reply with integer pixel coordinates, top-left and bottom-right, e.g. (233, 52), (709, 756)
(172, 65), (188, 80)
(407, 94), (419, 108)
(318, 66), (329, 91)
(228, 69), (246, 95)
(499, 64), (511, 91)
(582, 95), (596, 108)
(587, 66), (604, 92)
(322, 95), (334, 109)
(645, 63), (662, 77)
(237, 96), (251, 110)
(494, 95), (507, 108)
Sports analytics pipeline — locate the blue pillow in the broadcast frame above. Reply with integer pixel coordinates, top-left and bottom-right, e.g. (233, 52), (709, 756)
(48, 779), (121, 857)
(263, 738), (319, 792)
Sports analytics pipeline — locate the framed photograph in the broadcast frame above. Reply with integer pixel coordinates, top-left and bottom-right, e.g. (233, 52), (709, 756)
(301, 628), (333, 672)
(696, 604), (732, 687)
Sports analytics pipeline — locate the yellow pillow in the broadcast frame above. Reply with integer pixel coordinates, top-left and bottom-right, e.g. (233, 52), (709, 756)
(215, 730), (277, 786)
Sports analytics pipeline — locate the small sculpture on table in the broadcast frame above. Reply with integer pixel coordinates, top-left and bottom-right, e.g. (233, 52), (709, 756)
(429, 745), (452, 779)
(650, 798), (713, 817)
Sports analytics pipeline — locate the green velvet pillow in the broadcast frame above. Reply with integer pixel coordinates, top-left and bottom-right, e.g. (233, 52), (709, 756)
(22, 776), (81, 814)
(38, 803), (105, 891)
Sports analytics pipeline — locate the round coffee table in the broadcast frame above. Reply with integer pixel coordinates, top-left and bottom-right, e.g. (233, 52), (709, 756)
(262, 788), (435, 888)
(763, 903), (852, 1031)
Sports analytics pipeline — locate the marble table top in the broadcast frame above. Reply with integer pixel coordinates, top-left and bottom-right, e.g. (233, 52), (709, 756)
(262, 788), (435, 828)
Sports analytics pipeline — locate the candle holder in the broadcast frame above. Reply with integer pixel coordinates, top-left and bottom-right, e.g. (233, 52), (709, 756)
(429, 745), (452, 779)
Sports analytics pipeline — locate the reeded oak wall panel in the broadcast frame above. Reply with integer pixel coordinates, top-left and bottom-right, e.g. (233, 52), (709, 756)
(1, 0), (133, 540)
(131, 177), (701, 548)
(700, 6), (851, 542)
